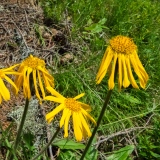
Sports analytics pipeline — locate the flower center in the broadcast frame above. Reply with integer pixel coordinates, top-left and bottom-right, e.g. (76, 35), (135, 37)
(0, 70), (5, 78)
(110, 35), (137, 54)
(23, 55), (45, 69)
(65, 98), (81, 112)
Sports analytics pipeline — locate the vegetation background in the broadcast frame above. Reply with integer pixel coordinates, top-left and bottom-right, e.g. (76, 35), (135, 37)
(1, 0), (160, 159)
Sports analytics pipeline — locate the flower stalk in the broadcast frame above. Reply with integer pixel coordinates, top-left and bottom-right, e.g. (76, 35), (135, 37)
(80, 64), (118, 160)
(14, 98), (29, 150)
(8, 98), (30, 160)
(80, 90), (112, 160)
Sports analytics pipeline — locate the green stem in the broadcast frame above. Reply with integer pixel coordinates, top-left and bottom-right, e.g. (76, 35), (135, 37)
(31, 127), (60, 160)
(9, 98), (30, 160)
(80, 90), (113, 160)
(15, 98), (29, 149)
(80, 64), (118, 160)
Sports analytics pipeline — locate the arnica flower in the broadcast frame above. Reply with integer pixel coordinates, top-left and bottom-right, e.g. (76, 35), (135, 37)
(14, 55), (54, 101)
(45, 87), (96, 141)
(0, 64), (19, 104)
(96, 35), (149, 90)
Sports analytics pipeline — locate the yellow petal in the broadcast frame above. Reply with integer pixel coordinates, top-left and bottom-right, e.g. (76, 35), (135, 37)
(33, 70), (41, 100)
(42, 73), (50, 87)
(64, 110), (71, 138)
(15, 75), (22, 88)
(81, 125), (88, 139)
(0, 95), (2, 104)
(118, 54), (123, 90)
(60, 108), (69, 128)
(37, 71), (45, 98)
(38, 67), (54, 80)
(44, 96), (64, 103)
(74, 93), (85, 100)
(130, 55), (145, 88)
(4, 71), (21, 75)
(3, 64), (20, 72)
(81, 109), (96, 125)
(46, 104), (64, 123)
(22, 67), (28, 98)
(14, 75), (23, 93)
(79, 102), (91, 112)
(14, 66), (25, 89)
(135, 52), (149, 80)
(45, 77), (54, 88)
(96, 48), (109, 77)
(122, 54), (130, 88)
(0, 79), (10, 101)
(46, 87), (65, 99)
(26, 67), (32, 99)
(126, 56), (139, 89)
(73, 113), (82, 141)
(79, 113), (91, 137)
(96, 47), (113, 84)
(134, 52), (149, 86)
(14, 66), (24, 88)
(4, 76), (19, 94)
(108, 53), (117, 90)
(74, 113), (83, 138)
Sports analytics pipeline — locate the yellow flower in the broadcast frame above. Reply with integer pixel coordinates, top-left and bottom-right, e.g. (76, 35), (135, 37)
(96, 35), (149, 90)
(0, 64), (19, 104)
(45, 87), (96, 141)
(14, 55), (54, 101)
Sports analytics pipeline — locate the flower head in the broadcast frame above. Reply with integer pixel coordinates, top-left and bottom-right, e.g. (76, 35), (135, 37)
(14, 55), (54, 101)
(96, 35), (149, 90)
(0, 64), (19, 104)
(45, 87), (96, 141)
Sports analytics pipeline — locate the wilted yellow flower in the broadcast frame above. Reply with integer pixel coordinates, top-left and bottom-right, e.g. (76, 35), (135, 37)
(14, 55), (54, 101)
(96, 35), (149, 90)
(0, 64), (19, 104)
(45, 87), (96, 141)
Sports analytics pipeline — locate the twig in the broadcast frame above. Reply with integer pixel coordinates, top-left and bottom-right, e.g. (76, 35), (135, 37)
(0, 23), (10, 35)
(122, 123), (133, 145)
(94, 126), (152, 149)
(132, 132), (138, 157)
(131, 114), (154, 141)
(24, 9), (30, 28)
(11, 19), (28, 49)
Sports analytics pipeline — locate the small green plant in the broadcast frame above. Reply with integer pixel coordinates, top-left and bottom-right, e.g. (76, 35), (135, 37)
(34, 24), (46, 47)
(21, 133), (35, 159)
(0, 124), (13, 158)
(137, 120), (160, 159)
(107, 145), (135, 160)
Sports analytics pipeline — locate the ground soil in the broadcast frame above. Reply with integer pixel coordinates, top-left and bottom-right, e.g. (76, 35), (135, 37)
(0, 1), (76, 159)
(0, 0), (73, 131)
(0, 0), (44, 131)
(0, 1), (63, 159)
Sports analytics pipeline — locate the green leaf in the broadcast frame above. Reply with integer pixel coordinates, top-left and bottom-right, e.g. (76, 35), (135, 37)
(84, 18), (107, 33)
(123, 94), (142, 104)
(53, 139), (85, 150)
(58, 150), (76, 160)
(107, 145), (135, 160)
(23, 133), (35, 150)
(150, 151), (160, 158)
(99, 18), (107, 25)
(91, 25), (103, 33)
(5, 139), (12, 148)
(149, 144), (160, 149)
